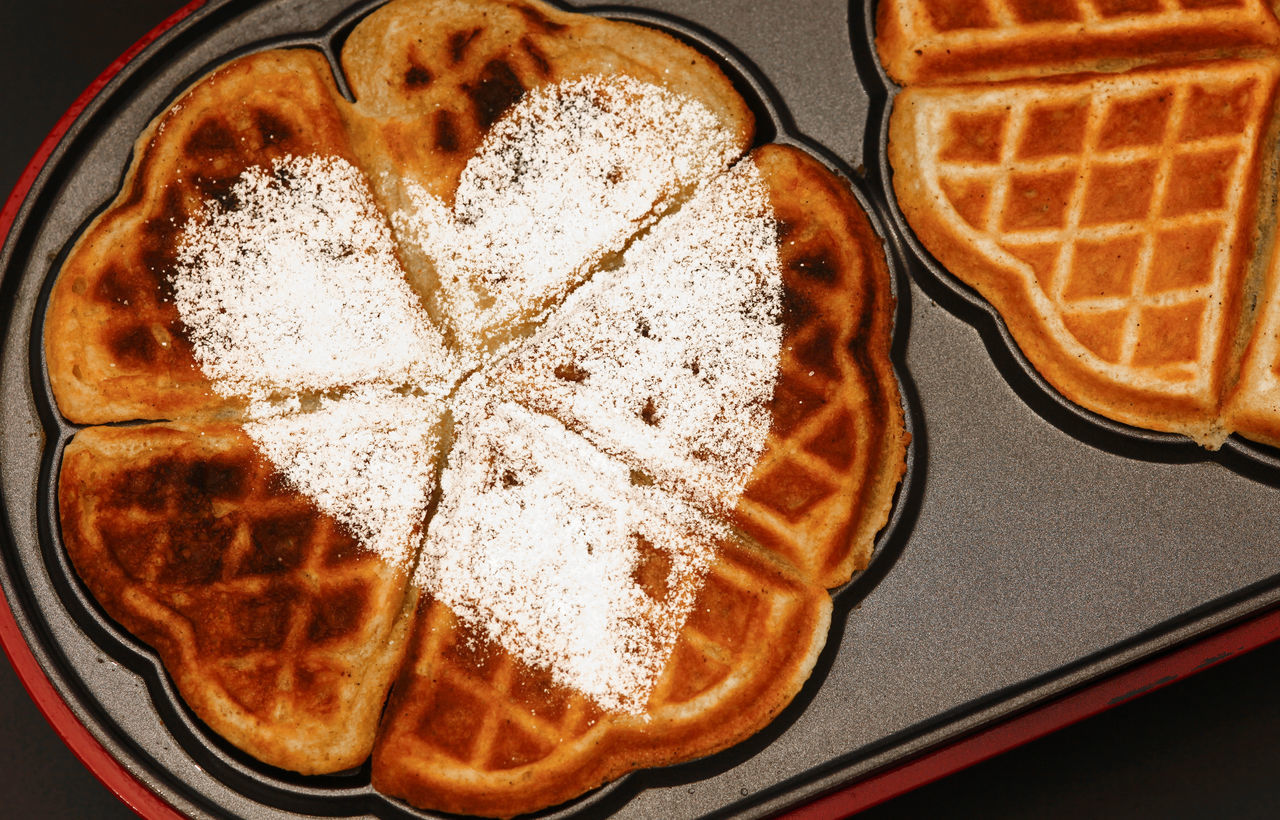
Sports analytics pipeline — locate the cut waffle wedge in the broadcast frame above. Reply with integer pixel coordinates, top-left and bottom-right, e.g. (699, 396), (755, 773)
(875, 0), (1280, 85)
(372, 536), (831, 818)
(59, 423), (419, 774)
(341, 0), (753, 358)
(889, 59), (1280, 444)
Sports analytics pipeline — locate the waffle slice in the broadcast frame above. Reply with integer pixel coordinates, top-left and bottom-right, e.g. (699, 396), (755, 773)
(46, 49), (362, 424)
(876, 0), (1280, 85)
(890, 59), (1279, 444)
(416, 397), (724, 715)
(373, 525), (830, 818)
(492, 156), (784, 513)
(1222, 199), (1280, 446)
(497, 144), (907, 585)
(241, 387), (449, 570)
(166, 153), (462, 407)
(339, 0), (753, 358)
(59, 423), (421, 774)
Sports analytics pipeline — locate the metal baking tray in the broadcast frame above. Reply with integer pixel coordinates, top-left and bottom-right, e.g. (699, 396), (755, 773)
(2, 1), (1279, 817)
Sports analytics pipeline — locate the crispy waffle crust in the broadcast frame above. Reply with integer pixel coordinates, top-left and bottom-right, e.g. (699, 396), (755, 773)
(48, 0), (907, 813)
(737, 145), (906, 587)
(59, 424), (419, 774)
(880, 2), (1280, 448)
(46, 49), (360, 425)
(875, 0), (1280, 86)
(890, 60), (1280, 443)
(369, 143), (907, 817)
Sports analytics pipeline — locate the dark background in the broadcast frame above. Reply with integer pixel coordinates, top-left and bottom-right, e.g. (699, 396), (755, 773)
(1, 2), (1279, 818)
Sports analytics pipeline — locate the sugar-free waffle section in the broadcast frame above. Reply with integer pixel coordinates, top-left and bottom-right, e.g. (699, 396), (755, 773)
(890, 60), (1278, 445)
(872, 0), (1280, 469)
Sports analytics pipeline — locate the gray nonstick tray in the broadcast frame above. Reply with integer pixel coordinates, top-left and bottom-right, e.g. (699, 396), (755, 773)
(1, 1), (1278, 818)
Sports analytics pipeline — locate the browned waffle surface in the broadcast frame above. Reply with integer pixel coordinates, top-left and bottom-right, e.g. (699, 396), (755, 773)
(341, 0), (753, 202)
(1224, 201), (1280, 446)
(45, 49), (359, 425)
(59, 424), (418, 774)
(371, 539), (831, 818)
(737, 145), (906, 587)
(890, 59), (1280, 443)
(876, 0), (1280, 85)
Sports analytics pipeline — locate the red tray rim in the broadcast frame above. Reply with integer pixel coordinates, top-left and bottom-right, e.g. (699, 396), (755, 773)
(0, 2), (206, 817)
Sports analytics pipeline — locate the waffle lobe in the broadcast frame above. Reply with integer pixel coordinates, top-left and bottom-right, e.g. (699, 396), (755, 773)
(49, 0), (907, 815)
(882, 0), (1280, 448)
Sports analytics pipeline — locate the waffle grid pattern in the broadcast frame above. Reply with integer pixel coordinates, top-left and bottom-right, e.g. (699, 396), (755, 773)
(373, 535), (825, 812)
(734, 213), (884, 586)
(87, 440), (401, 701)
(923, 65), (1270, 388)
(401, 600), (601, 770)
(913, 0), (1267, 33)
(64, 427), (412, 770)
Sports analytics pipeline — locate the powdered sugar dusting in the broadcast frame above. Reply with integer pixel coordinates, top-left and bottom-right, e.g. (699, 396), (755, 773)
(245, 388), (446, 569)
(393, 75), (741, 356)
(421, 395), (720, 713)
(499, 159), (782, 510)
(169, 75), (784, 714)
(171, 154), (459, 569)
(419, 155), (781, 711)
(173, 154), (460, 401)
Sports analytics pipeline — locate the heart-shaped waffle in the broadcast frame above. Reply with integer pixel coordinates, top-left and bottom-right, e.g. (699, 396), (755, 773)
(50, 0), (907, 815)
(890, 59), (1279, 444)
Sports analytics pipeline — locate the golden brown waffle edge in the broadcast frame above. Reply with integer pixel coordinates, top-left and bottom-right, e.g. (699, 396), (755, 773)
(875, 0), (1280, 86)
(60, 423), (419, 774)
(45, 49), (360, 425)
